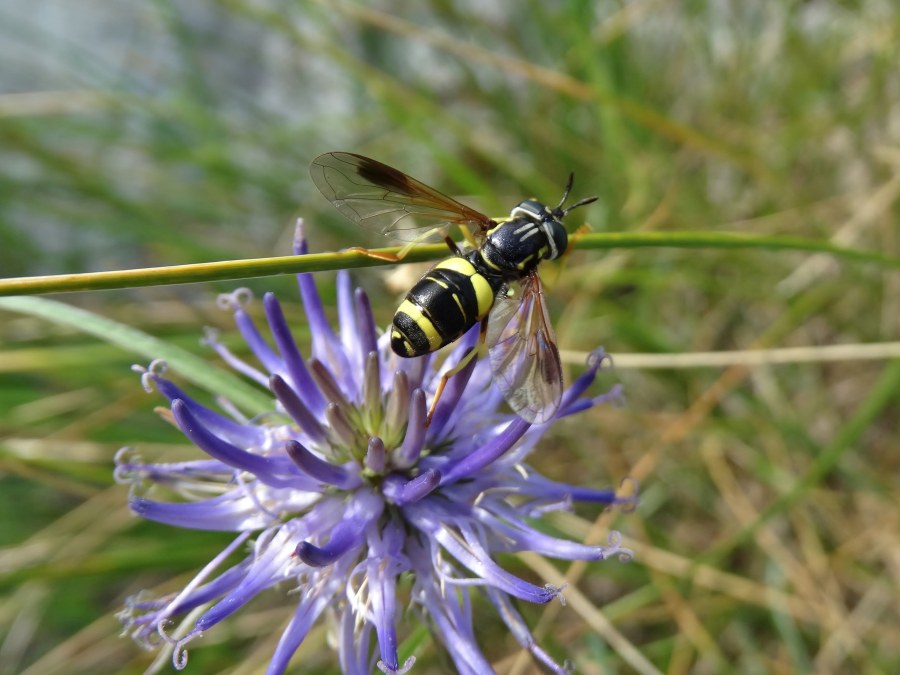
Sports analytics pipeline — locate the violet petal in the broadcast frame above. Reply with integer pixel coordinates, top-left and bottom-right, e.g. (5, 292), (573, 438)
(130, 493), (274, 531)
(265, 585), (337, 675)
(152, 376), (265, 448)
(438, 416), (530, 485)
(393, 389), (427, 469)
(428, 340), (479, 439)
(172, 400), (301, 489)
(233, 307), (282, 375)
(264, 293), (325, 414)
(285, 440), (359, 489)
(354, 288), (379, 368)
(295, 491), (383, 566)
(270, 374), (326, 444)
(383, 469), (440, 506)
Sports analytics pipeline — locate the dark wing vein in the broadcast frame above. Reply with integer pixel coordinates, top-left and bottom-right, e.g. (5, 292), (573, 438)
(310, 152), (493, 243)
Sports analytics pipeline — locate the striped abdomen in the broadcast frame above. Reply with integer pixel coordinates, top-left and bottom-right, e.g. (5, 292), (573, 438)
(391, 255), (502, 357)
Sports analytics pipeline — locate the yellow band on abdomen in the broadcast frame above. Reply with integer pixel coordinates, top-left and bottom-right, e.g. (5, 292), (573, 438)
(470, 273), (495, 318)
(396, 299), (443, 351)
(434, 256), (476, 276)
(434, 256), (495, 319)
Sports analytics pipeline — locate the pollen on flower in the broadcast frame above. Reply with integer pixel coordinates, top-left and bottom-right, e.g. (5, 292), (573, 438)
(117, 219), (636, 675)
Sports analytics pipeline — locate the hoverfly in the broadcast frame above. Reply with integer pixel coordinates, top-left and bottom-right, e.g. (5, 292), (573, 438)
(310, 152), (596, 424)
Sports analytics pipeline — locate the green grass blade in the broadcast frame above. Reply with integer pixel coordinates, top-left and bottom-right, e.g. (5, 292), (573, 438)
(0, 296), (272, 416)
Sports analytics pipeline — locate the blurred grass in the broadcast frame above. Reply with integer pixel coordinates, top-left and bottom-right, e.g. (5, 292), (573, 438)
(1, 1), (899, 674)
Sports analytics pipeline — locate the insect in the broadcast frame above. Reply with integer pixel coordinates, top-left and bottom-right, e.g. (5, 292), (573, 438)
(310, 152), (596, 424)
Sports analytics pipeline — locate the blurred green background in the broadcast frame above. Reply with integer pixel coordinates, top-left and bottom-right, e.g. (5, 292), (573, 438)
(1, 1), (898, 673)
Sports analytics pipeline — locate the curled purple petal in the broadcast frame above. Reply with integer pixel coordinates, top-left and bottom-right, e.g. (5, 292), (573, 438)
(393, 389), (427, 469)
(172, 400), (300, 489)
(131, 532), (253, 629)
(558, 347), (609, 409)
(339, 606), (374, 675)
(130, 494), (275, 531)
(477, 505), (614, 559)
(407, 539), (492, 675)
(270, 374), (326, 444)
(486, 587), (571, 674)
(427, 355), (477, 440)
(560, 382), (624, 418)
(232, 307), (283, 375)
(365, 436), (386, 474)
(151, 376), (265, 448)
(438, 416), (530, 485)
(292, 219), (308, 256)
(295, 242), (354, 388)
(264, 293), (325, 414)
(267, 588), (339, 675)
(431, 524), (556, 603)
(382, 469), (440, 506)
(368, 528), (400, 670)
(354, 287), (380, 364)
(515, 472), (634, 506)
(296, 490), (383, 566)
(285, 440), (359, 489)
(362, 352), (383, 416)
(194, 569), (280, 632)
(309, 358), (351, 408)
(335, 270), (358, 350)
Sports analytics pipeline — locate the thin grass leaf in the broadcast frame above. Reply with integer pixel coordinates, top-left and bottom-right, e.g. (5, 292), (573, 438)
(0, 296), (272, 416)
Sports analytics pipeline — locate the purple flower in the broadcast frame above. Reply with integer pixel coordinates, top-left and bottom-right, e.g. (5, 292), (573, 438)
(116, 221), (635, 674)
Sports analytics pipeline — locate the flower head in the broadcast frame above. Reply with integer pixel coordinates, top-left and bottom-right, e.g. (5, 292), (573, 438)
(117, 221), (635, 674)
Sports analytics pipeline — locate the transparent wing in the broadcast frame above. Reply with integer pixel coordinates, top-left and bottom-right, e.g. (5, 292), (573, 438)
(310, 152), (494, 243)
(486, 273), (563, 424)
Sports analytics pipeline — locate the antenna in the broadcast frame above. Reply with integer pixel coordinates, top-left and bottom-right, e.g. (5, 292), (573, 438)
(562, 195), (598, 216)
(556, 172), (597, 216)
(555, 172), (575, 210)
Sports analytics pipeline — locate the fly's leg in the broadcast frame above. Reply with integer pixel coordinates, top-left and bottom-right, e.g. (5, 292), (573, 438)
(346, 241), (414, 262)
(426, 317), (489, 426)
(457, 224), (480, 250)
(442, 235), (463, 256)
(347, 230), (461, 262)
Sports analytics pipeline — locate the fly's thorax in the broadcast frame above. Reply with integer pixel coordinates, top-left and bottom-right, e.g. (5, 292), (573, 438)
(479, 200), (568, 275)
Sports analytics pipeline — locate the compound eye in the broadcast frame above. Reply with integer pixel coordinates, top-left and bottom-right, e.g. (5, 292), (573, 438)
(547, 220), (568, 260)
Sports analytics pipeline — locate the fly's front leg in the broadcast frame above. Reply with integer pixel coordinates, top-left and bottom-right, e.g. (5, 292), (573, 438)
(348, 228), (461, 263)
(426, 318), (490, 426)
(346, 242), (410, 262)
